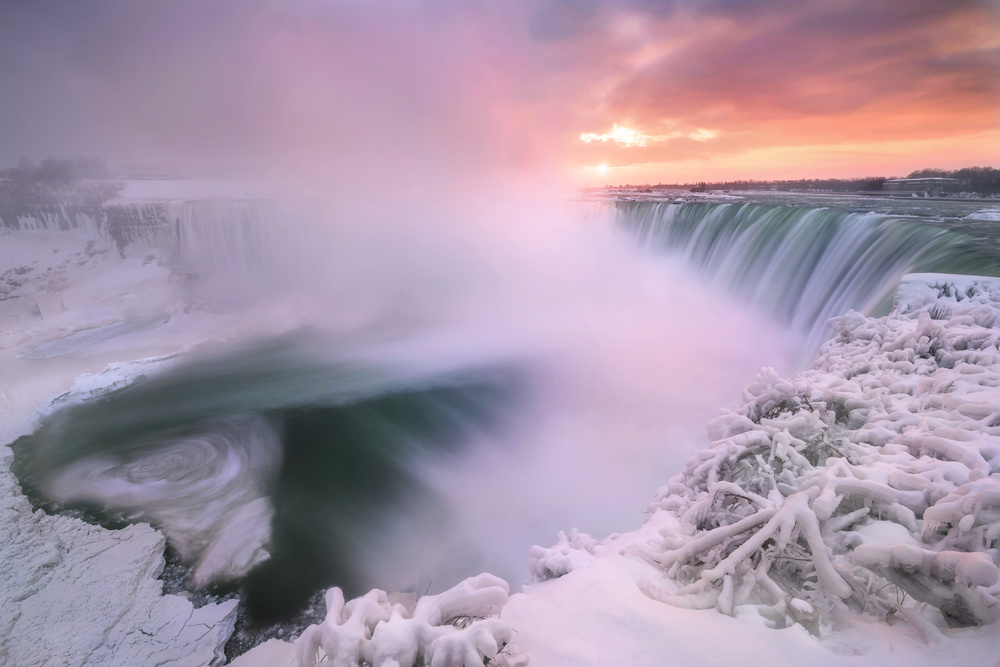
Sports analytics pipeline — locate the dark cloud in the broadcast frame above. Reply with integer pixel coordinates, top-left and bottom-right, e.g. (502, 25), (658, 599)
(527, 0), (602, 41)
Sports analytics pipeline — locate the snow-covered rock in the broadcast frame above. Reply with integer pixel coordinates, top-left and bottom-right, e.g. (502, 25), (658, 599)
(528, 528), (598, 582)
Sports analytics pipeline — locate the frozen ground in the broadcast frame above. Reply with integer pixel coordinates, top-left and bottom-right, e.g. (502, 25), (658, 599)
(1, 222), (998, 666)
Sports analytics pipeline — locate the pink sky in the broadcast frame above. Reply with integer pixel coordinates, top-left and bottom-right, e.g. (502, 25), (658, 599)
(0, 0), (997, 187)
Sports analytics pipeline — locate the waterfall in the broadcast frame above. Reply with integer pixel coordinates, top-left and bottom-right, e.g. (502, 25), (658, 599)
(174, 199), (325, 278)
(176, 200), (277, 276)
(0, 207), (102, 236)
(616, 200), (1000, 352)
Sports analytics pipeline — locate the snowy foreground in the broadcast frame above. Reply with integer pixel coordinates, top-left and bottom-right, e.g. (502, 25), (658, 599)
(2, 227), (1000, 666)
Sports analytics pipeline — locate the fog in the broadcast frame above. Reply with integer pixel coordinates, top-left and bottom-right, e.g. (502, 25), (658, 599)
(0, 1), (552, 193)
(4, 0), (797, 618)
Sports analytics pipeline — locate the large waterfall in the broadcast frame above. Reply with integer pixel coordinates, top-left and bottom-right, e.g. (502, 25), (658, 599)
(616, 200), (1000, 352)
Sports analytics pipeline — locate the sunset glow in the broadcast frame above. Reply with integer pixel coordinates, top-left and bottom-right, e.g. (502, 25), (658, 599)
(0, 1), (995, 187)
(580, 125), (652, 148)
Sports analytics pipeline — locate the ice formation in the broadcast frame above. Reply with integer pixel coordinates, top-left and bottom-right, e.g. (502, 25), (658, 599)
(528, 528), (598, 583)
(291, 573), (523, 667)
(635, 274), (1000, 632)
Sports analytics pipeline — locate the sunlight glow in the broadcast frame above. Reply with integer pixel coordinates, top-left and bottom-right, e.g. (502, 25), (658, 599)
(581, 124), (718, 147)
(580, 124), (651, 147)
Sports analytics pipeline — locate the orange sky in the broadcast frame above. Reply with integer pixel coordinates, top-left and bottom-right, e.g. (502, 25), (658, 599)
(0, 1), (997, 187)
(518, 0), (1000, 185)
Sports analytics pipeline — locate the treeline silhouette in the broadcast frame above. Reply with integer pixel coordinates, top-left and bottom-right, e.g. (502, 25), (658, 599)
(1, 156), (111, 182)
(0, 157), (121, 215)
(906, 167), (1000, 194)
(606, 166), (1000, 196)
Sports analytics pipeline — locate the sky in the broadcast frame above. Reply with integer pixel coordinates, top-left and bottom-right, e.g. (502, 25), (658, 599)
(0, 0), (997, 186)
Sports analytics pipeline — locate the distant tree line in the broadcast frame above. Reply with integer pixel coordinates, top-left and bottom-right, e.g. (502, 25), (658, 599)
(604, 166), (1000, 196)
(905, 166), (1000, 194)
(1, 156), (111, 182)
(0, 157), (122, 215)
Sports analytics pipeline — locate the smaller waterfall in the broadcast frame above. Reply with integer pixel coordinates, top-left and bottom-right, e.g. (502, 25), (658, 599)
(617, 200), (1000, 352)
(174, 199), (325, 277)
(1, 207), (102, 236)
(176, 200), (277, 276)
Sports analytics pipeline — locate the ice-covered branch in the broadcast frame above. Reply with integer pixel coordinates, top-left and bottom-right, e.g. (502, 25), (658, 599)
(637, 275), (1000, 635)
(292, 574), (518, 667)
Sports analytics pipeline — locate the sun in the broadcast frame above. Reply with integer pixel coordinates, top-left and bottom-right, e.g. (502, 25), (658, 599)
(597, 163), (608, 174)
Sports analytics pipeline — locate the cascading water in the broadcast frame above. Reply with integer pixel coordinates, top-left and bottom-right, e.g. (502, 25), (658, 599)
(176, 200), (277, 276)
(0, 207), (103, 235)
(616, 200), (1000, 354)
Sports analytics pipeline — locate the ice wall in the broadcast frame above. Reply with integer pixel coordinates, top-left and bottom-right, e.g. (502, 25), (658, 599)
(103, 201), (177, 252)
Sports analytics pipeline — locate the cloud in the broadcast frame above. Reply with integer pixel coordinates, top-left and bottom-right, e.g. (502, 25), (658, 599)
(517, 0), (999, 178)
(0, 0), (996, 184)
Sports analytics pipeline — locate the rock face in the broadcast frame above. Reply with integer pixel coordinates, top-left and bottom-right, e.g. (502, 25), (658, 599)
(0, 450), (238, 666)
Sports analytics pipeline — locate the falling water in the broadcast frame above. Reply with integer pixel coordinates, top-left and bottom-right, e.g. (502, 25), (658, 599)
(616, 200), (1000, 353)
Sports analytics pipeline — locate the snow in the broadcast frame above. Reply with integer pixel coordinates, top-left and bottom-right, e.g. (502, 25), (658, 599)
(964, 208), (1000, 221)
(288, 574), (516, 667)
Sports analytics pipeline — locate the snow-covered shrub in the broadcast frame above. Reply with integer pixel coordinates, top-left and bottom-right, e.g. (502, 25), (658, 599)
(292, 573), (522, 667)
(637, 275), (1000, 634)
(528, 528), (597, 582)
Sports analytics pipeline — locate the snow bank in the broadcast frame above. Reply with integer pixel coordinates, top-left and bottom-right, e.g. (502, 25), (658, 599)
(636, 273), (1000, 632)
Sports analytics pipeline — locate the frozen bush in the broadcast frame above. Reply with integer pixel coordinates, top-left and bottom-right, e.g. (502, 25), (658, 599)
(638, 275), (1000, 635)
